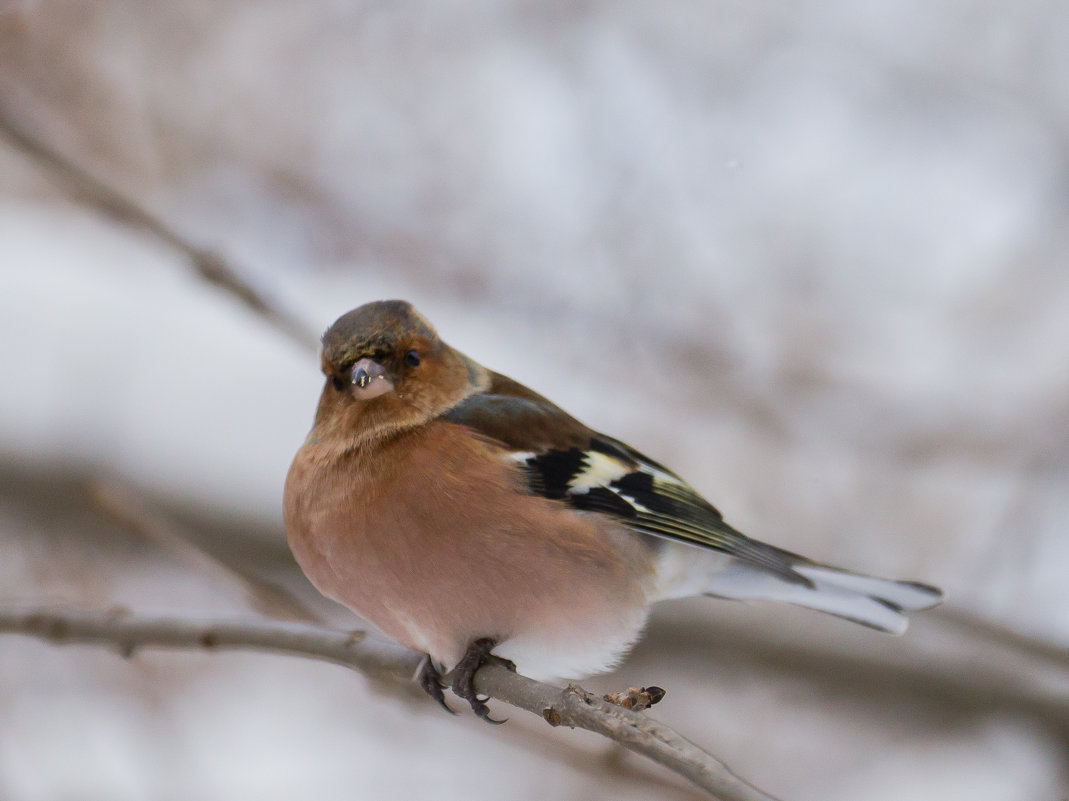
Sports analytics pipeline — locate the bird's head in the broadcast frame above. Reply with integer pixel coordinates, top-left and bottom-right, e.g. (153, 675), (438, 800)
(313, 300), (488, 444)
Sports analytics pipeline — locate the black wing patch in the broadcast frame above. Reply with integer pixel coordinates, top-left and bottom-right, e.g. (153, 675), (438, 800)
(522, 447), (586, 500)
(515, 436), (808, 583)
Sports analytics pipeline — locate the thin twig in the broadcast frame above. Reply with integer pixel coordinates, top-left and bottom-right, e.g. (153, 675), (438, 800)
(475, 666), (778, 801)
(0, 606), (780, 801)
(0, 100), (319, 349)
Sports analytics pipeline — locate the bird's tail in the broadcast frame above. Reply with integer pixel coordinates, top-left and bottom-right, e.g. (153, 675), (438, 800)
(705, 558), (943, 634)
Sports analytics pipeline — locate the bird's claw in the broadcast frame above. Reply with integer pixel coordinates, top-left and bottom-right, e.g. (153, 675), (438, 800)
(451, 637), (516, 724)
(417, 656), (455, 714)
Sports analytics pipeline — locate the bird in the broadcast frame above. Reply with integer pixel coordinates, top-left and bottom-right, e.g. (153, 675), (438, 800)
(283, 299), (943, 721)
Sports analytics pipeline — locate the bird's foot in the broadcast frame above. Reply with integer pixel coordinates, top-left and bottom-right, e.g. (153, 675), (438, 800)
(450, 637), (516, 724)
(417, 655), (454, 715)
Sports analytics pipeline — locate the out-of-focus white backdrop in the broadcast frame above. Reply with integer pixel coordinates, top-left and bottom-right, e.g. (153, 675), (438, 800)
(1, 2), (1067, 799)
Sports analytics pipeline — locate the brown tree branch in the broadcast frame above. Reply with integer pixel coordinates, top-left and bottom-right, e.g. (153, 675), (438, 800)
(0, 606), (780, 801)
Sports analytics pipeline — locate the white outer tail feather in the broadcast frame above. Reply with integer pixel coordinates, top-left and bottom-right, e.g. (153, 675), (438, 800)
(704, 560), (943, 634)
(793, 565), (944, 611)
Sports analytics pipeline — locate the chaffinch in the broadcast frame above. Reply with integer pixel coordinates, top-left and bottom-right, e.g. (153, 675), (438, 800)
(284, 300), (943, 720)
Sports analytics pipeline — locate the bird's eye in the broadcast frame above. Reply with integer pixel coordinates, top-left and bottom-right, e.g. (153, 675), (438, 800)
(405, 350), (421, 367)
(331, 376), (346, 391)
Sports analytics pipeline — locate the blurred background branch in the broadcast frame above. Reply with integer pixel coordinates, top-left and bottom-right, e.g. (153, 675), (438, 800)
(0, 100), (318, 350)
(88, 481), (320, 625)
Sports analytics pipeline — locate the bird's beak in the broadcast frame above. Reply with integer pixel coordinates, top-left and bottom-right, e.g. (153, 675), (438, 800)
(350, 358), (395, 399)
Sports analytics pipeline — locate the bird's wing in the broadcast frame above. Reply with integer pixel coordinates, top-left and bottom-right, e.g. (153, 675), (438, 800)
(441, 374), (805, 582)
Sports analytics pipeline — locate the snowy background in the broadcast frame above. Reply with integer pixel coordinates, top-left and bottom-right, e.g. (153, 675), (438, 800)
(1, 1), (1067, 799)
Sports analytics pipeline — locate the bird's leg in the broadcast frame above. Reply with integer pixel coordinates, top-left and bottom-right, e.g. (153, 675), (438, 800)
(416, 655), (454, 714)
(450, 637), (516, 724)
